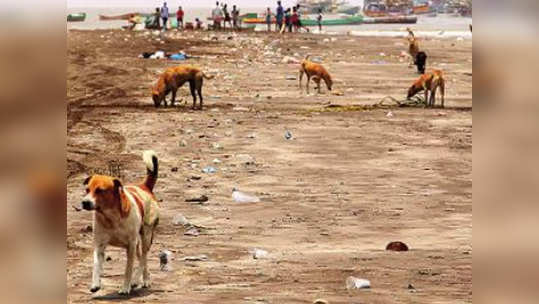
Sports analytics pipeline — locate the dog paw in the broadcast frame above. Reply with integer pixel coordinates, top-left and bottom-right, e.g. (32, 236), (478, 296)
(141, 281), (151, 289)
(118, 287), (131, 295)
(90, 286), (101, 293)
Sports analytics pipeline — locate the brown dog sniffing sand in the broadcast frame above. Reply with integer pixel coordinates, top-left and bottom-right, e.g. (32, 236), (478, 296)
(299, 55), (333, 94)
(151, 65), (214, 110)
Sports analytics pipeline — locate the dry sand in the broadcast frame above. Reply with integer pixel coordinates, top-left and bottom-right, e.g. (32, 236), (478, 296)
(67, 29), (472, 303)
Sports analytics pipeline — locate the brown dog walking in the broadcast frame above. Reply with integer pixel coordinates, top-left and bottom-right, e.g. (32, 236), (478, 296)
(151, 65), (214, 110)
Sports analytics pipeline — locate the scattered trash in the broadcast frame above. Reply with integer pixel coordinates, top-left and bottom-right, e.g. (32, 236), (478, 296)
(184, 227), (200, 236)
(284, 130), (293, 140)
(186, 195), (209, 203)
(169, 53), (186, 61)
(180, 254), (208, 262)
(345, 276), (371, 290)
(233, 106), (249, 111)
(213, 158), (222, 164)
(171, 167), (178, 172)
(172, 213), (189, 226)
(159, 250), (172, 271)
(332, 90), (344, 96)
(313, 299), (329, 304)
(202, 166), (217, 174)
(282, 56), (300, 64)
(386, 241), (409, 251)
(212, 142), (223, 150)
(386, 111), (394, 118)
(286, 75), (297, 80)
(251, 248), (269, 259)
(408, 283), (415, 290)
(232, 188), (260, 203)
(81, 225), (92, 233)
(236, 154), (255, 165)
(247, 133), (257, 139)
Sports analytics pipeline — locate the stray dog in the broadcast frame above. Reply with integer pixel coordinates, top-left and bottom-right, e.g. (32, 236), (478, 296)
(81, 151), (160, 295)
(299, 55), (333, 94)
(407, 70), (446, 108)
(151, 65), (214, 110)
(415, 51), (428, 74)
(406, 28), (420, 67)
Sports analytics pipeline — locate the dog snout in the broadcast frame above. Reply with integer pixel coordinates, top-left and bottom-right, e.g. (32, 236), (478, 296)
(81, 200), (95, 211)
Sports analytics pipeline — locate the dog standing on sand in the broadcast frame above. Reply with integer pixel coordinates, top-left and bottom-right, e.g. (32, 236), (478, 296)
(407, 69), (446, 108)
(151, 65), (214, 110)
(299, 55), (333, 94)
(81, 151), (160, 295)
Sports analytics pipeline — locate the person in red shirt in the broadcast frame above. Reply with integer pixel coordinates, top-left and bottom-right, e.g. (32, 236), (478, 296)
(176, 6), (184, 29)
(291, 7), (299, 32)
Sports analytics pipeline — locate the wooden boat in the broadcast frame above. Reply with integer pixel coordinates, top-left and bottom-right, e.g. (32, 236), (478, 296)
(67, 13), (86, 22)
(363, 15), (417, 24)
(242, 15), (363, 26)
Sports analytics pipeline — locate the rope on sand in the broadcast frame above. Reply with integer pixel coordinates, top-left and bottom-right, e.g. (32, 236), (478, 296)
(377, 95), (426, 107)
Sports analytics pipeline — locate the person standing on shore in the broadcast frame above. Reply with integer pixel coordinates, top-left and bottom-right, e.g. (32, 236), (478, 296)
(265, 7), (272, 32)
(212, 1), (223, 31)
(160, 2), (169, 31)
(291, 7), (299, 32)
(284, 8), (292, 33)
(232, 5), (240, 31)
(276, 1), (284, 32)
(223, 4), (232, 30)
(317, 8), (323, 32)
(176, 6), (184, 30)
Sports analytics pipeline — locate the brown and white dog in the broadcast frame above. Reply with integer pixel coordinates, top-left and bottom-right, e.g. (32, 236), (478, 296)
(406, 28), (421, 67)
(407, 69), (446, 108)
(299, 55), (333, 94)
(151, 65), (214, 110)
(81, 151), (160, 295)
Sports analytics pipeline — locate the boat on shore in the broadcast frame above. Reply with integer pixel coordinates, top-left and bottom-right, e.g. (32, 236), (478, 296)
(242, 14), (363, 26)
(363, 15), (417, 24)
(67, 13), (86, 22)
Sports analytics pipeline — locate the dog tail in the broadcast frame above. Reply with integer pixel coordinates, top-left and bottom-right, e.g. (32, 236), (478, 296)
(142, 150), (158, 192)
(304, 54), (311, 61)
(202, 72), (215, 80)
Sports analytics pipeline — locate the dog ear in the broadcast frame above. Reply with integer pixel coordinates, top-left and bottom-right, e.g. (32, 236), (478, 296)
(113, 178), (123, 190)
(83, 176), (93, 185)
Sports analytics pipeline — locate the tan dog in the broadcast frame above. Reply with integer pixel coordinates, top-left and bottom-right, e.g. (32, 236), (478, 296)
(406, 28), (420, 67)
(299, 55), (333, 94)
(81, 151), (160, 295)
(151, 65), (214, 110)
(407, 70), (446, 108)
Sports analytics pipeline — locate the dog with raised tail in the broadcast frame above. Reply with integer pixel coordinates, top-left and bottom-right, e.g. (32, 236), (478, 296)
(81, 150), (160, 295)
(299, 55), (333, 94)
(407, 70), (446, 108)
(151, 65), (214, 110)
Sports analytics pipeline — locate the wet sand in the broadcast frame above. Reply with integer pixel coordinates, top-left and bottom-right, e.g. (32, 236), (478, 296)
(67, 29), (472, 303)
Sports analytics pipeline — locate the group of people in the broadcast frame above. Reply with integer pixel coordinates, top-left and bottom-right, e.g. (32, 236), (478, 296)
(211, 1), (241, 31)
(267, 1), (322, 33)
(146, 2), (202, 31)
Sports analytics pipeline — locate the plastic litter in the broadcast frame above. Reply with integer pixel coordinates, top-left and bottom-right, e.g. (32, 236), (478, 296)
(169, 53), (186, 60)
(159, 250), (172, 271)
(345, 276), (371, 290)
(172, 214), (189, 226)
(202, 166), (217, 174)
(251, 248), (268, 259)
(180, 254), (208, 262)
(284, 130), (293, 140)
(232, 188), (260, 203)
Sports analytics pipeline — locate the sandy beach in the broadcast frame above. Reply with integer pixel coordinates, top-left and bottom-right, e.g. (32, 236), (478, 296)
(67, 28), (472, 303)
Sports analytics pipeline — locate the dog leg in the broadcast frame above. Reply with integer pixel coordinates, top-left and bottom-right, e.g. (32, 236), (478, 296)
(313, 77), (321, 94)
(171, 89), (177, 107)
(424, 89), (429, 107)
(306, 75), (311, 94)
(197, 86), (204, 110)
(430, 87), (437, 108)
(299, 70), (304, 92)
(90, 243), (106, 293)
(189, 80), (197, 110)
(119, 242), (136, 295)
(440, 82), (445, 108)
(140, 226), (154, 288)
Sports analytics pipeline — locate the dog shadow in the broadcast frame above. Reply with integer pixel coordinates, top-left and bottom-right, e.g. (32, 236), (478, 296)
(92, 288), (155, 301)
